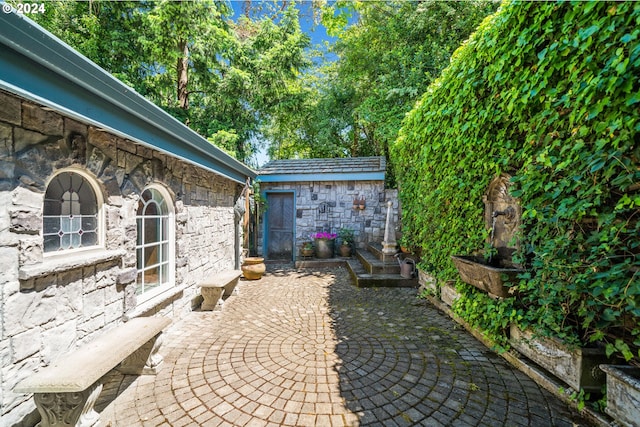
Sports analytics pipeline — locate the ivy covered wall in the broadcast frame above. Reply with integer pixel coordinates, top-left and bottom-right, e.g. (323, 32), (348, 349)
(392, 1), (639, 361)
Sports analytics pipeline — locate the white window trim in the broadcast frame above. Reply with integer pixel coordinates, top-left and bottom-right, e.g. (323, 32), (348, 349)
(43, 168), (105, 258)
(135, 184), (176, 305)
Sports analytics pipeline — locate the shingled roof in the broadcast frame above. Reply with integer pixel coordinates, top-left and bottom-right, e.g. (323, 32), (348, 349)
(258, 157), (386, 183)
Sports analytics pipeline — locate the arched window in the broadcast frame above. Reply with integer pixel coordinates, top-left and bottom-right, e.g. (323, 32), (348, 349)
(43, 170), (101, 253)
(136, 186), (174, 300)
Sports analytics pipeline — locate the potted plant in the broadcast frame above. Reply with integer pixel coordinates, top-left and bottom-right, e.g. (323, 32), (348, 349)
(300, 241), (314, 257)
(338, 228), (354, 257)
(398, 235), (411, 253)
(311, 231), (336, 258)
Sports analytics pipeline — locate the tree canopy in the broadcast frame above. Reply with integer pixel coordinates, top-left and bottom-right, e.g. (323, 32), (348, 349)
(28, 0), (495, 169)
(30, 0), (310, 164)
(264, 0), (497, 179)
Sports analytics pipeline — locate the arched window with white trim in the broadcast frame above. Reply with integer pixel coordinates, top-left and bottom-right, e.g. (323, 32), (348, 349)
(136, 185), (174, 301)
(43, 170), (102, 253)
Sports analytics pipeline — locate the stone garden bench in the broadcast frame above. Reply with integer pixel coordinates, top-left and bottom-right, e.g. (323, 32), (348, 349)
(199, 270), (242, 311)
(15, 316), (171, 427)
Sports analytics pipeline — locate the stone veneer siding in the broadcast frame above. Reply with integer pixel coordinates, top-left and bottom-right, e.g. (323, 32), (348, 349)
(0, 90), (242, 425)
(258, 180), (398, 256)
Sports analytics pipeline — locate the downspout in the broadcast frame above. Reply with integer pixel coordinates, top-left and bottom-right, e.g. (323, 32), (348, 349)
(234, 178), (251, 269)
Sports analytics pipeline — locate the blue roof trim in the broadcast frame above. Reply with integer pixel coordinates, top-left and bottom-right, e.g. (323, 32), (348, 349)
(258, 172), (385, 183)
(0, 9), (256, 184)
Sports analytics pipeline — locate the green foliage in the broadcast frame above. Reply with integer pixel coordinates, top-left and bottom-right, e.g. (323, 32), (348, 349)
(451, 284), (518, 350)
(566, 388), (590, 412)
(267, 0), (496, 178)
(393, 1), (640, 363)
(31, 0), (310, 164)
(337, 227), (355, 245)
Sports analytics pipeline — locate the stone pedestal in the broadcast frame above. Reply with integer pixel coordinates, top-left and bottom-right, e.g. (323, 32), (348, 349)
(34, 384), (102, 427)
(381, 201), (397, 255)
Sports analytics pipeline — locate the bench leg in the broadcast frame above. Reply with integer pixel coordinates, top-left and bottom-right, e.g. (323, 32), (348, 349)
(223, 279), (240, 298)
(119, 332), (165, 375)
(34, 382), (102, 427)
(201, 287), (225, 311)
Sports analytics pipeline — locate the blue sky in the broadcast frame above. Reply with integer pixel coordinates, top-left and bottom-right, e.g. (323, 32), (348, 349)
(229, 0), (338, 47)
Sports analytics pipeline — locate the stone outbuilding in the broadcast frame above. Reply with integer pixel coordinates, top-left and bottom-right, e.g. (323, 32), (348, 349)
(0, 12), (255, 425)
(257, 157), (398, 260)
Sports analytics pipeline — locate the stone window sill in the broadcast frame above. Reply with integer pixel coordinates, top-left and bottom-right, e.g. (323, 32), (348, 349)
(18, 248), (126, 281)
(124, 284), (186, 320)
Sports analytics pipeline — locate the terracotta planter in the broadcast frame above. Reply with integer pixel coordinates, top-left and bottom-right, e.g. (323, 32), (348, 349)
(301, 247), (314, 257)
(509, 324), (609, 392)
(338, 244), (352, 257)
(314, 239), (335, 259)
(600, 365), (640, 427)
(241, 257), (265, 280)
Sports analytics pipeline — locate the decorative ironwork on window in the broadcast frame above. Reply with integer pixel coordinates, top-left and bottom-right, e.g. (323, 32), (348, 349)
(136, 187), (172, 297)
(317, 201), (330, 218)
(43, 171), (98, 252)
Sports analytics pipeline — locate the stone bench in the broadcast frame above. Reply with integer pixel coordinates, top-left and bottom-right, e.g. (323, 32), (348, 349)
(15, 316), (171, 427)
(199, 270), (242, 311)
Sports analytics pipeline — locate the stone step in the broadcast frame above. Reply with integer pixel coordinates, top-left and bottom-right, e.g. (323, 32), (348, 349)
(365, 242), (398, 262)
(346, 259), (418, 288)
(356, 248), (400, 275)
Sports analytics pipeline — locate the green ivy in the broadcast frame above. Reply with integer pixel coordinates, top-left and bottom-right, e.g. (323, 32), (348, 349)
(392, 1), (639, 364)
(452, 284), (520, 351)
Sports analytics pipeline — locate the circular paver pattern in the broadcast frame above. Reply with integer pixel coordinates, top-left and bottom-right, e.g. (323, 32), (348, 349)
(99, 265), (592, 426)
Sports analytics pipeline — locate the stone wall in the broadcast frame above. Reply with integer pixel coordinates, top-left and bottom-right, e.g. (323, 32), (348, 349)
(259, 180), (398, 256)
(0, 90), (242, 425)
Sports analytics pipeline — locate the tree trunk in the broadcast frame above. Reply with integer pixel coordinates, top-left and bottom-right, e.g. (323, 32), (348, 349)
(177, 39), (189, 110)
(351, 113), (359, 156)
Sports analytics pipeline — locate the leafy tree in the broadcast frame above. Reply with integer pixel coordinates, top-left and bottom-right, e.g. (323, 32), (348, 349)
(266, 0), (496, 179)
(30, 0), (310, 163)
(29, 1), (149, 88)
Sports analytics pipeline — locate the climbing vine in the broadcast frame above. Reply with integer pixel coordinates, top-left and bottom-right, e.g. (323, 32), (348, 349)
(393, 1), (639, 363)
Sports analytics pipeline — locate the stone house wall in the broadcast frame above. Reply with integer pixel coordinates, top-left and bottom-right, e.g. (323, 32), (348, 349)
(258, 180), (398, 256)
(0, 90), (242, 425)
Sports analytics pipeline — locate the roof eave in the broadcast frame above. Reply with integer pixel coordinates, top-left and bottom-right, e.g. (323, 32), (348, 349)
(258, 171), (386, 183)
(0, 9), (256, 183)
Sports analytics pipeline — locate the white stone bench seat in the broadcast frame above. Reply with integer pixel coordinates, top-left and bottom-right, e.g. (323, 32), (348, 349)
(15, 316), (171, 427)
(199, 269), (242, 311)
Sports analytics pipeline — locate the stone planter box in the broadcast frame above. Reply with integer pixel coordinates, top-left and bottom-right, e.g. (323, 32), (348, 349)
(441, 281), (460, 307)
(509, 324), (609, 392)
(451, 255), (522, 298)
(417, 268), (437, 296)
(600, 365), (640, 427)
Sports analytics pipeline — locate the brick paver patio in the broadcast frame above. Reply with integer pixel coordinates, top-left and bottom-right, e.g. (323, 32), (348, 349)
(98, 265), (592, 426)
